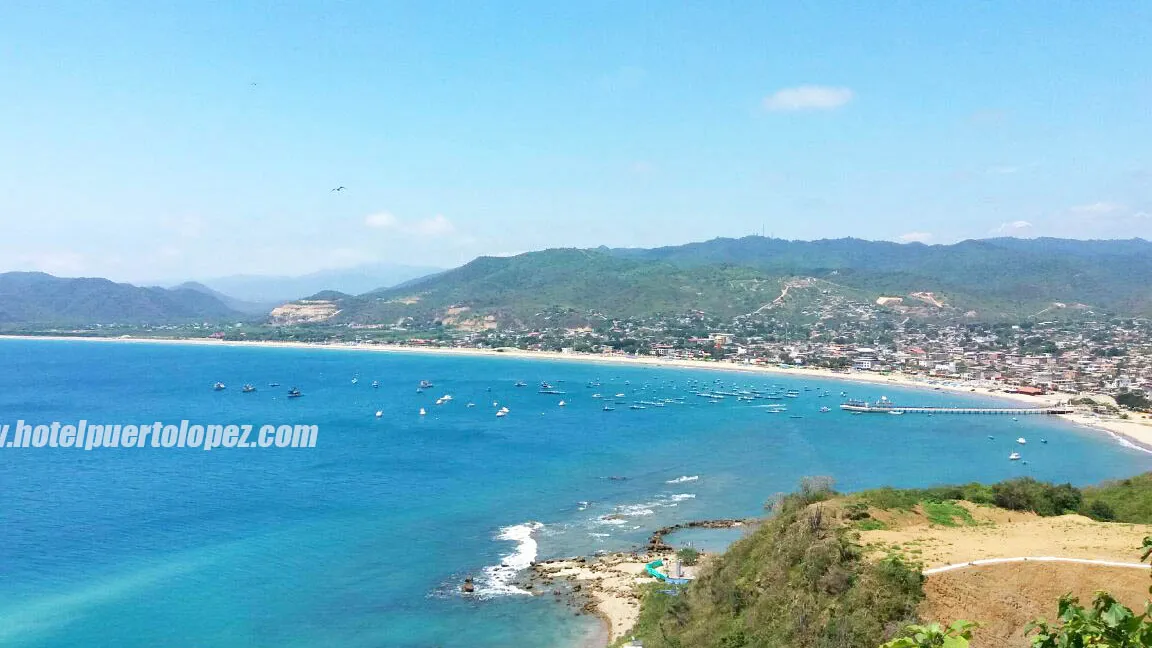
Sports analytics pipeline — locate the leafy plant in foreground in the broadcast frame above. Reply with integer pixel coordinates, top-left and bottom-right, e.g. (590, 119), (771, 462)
(879, 621), (978, 648)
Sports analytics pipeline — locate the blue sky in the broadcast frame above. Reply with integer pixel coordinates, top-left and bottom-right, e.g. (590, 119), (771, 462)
(1, 2), (1149, 281)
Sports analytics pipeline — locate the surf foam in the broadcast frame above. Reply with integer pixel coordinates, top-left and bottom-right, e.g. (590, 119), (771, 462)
(477, 522), (543, 597)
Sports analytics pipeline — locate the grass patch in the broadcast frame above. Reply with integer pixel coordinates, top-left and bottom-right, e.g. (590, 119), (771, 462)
(855, 518), (888, 531)
(921, 500), (976, 527)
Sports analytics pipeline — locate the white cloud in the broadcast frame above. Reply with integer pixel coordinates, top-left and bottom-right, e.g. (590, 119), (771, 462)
(364, 212), (456, 236)
(992, 220), (1034, 235)
(898, 232), (933, 244)
(763, 85), (854, 111)
(1069, 201), (1126, 215)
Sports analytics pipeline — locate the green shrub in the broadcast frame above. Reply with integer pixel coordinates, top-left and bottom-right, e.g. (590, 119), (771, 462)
(629, 480), (924, 648)
(677, 546), (701, 566)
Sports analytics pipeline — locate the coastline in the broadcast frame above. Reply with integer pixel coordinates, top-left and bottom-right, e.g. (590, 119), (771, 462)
(5, 334), (1152, 451)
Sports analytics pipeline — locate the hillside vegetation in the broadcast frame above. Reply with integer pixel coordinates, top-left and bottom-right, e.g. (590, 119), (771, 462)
(288, 237), (1152, 328)
(609, 236), (1152, 317)
(625, 479), (924, 648)
(625, 474), (1152, 648)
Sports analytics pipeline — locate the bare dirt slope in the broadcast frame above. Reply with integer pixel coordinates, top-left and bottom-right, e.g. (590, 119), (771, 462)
(857, 503), (1152, 567)
(922, 562), (1150, 648)
(847, 501), (1152, 647)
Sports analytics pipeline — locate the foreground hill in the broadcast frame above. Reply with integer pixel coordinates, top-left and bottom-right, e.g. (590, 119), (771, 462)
(0, 272), (241, 325)
(623, 475), (1152, 648)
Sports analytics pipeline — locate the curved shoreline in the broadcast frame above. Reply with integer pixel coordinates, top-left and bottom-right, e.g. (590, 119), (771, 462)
(5, 334), (1152, 451)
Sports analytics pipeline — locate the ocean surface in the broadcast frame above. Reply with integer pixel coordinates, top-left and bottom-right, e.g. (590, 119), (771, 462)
(0, 339), (1148, 647)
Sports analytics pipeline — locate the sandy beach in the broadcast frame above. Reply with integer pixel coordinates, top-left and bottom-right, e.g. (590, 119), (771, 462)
(6, 334), (1151, 450)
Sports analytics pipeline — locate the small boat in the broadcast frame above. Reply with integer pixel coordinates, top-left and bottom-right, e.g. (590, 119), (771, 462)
(1009, 452), (1021, 461)
(888, 411), (905, 416)
(287, 387), (302, 398)
(591, 393), (602, 399)
(1041, 439), (1048, 444)
(419, 380), (434, 390)
(375, 410), (383, 418)
(819, 406), (830, 412)
(351, 377), (359, 384)
(213, 382), (226, 391)
(603, 405), (615, 412)
(496, 410), (507, 417)
(1017, 437), (1027, 445)
(419, 408), (427, 416)
(499, 406), (509, 414)
(269, 382), (280, 387)
(630, 404), (646, 410)
(558, 400), (566, 407)
(242, 384), (256, 393)
(615, 393), (626, 398)
(514, 381), (527, 387)
(466, 402), (475, 408)
(988, 435), (995, 440)
(372, 380), (380, 389)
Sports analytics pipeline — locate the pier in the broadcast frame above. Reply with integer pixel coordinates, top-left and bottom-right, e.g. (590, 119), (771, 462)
(840, 403), (1072, 415)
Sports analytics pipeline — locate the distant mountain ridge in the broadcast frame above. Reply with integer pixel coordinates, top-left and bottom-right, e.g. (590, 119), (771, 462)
(0, 272), (241, 326)
(197, 263), (443, 303)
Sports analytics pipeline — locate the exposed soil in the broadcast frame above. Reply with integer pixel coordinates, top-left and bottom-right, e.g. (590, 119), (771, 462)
(922, 562), (1151, 647)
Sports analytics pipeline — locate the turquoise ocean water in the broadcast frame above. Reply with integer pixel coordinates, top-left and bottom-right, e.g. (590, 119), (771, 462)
(0, 339), (1148, 647)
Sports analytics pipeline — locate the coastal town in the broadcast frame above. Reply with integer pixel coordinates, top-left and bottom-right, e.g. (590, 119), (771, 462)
(354, 312), (1152, 410)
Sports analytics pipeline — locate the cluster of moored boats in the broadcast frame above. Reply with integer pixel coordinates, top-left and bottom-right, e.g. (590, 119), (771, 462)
(212, 382), (301, 398)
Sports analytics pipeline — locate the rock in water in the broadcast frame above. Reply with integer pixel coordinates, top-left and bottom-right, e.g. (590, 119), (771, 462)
(461, 577), (475, 594)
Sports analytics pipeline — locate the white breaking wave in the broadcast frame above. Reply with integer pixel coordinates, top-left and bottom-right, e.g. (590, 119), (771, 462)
(666, 475), (700, 484)
(668, 493), (696, 502)
(477, 522), (543, 597)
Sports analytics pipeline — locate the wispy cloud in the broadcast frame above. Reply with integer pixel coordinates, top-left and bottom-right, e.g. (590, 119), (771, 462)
(763, 85), (854, 111)
(992, 220), (1033, 235)
(364, 212), (456, 236)
(898, 232), (933, 244)
(1069, 201), (1126, 215)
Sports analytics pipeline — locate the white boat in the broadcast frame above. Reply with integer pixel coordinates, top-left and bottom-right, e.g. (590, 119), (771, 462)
(419, 408), (427, 416)
(496, 410), (507, 417)
(213, 382), (226, 391)
(615, 393), (625, 398)
(820, 407), (831, 412)
(371, 380), (380, 388)
(1017, 437), (1027, 445)
(888, 411), (904, 416)
(375, 410), (383, 418)
(466, 402), (475, 408)
(1009, 452), (1021, 461)
(558, 400), (566, 407)
(351, 377), (359, 384)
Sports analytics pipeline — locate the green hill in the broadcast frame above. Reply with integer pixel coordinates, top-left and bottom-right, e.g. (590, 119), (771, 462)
(0, 272), (242, 326)
(608, 236), (1152, 317)
(321, 249), (825, 327)
(279, 237), (1152, 328)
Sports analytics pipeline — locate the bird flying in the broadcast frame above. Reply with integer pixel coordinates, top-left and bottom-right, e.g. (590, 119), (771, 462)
(331, 186), (346, 192)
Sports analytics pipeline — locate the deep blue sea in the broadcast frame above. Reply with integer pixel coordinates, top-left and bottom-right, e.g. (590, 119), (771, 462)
(1, 339), (1148, 647)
